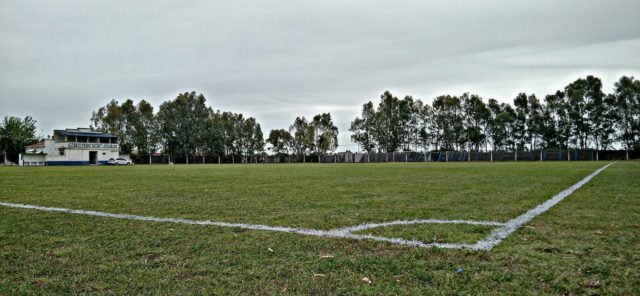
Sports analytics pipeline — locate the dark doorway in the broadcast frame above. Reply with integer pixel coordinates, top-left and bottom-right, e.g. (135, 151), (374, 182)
(89, 151), (98, 165)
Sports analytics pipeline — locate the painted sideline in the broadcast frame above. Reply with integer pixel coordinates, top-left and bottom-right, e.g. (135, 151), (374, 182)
(333, 219), (505, 234)
(470, 162), (614, 251)
(0, 201), (486, 249)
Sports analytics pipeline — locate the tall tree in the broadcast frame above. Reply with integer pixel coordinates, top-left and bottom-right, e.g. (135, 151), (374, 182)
(91, 99), (142, 154)
(235, 116), (264, 162)
(267, 129), (292, 156)
(376, 91), (402, 152)
(248, 120), (265, 161)
(564, 76), (604, 150)
(233, 113), (248, 162)
(612, 76), (640, 152)
(512, 93), (530, 150)
(349, 102), (376, 153)
(311, 113), (339, 154)
(587, 80), (613, 154)
(156, 92), (209, 163)
(91, 99), (121, 135)
(398, 96), (414, 150)
(205, 110), (225, 162)
(527, 94), (544, 150)
(486, 99), (517, 151)
(409, 99), (426, 151)
(91, 100), (127, 151)
(119, 99), (138, 153)
(0, 116), (38, 164)
(595, 93), (618, 154)
(461, 93), (490, 152)
(220, 111), (239, 162)
(416, 101), (437, 152)
(432, 95), (463, 150)
(132, 100), (160, 164)
(156, 101), (178, 163)
(541, 91), (569, 149)
(289, 116), (315, 160)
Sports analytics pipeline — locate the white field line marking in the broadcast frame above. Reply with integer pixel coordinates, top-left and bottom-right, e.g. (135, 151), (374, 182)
(0, 202), (327, 236)
(0, 201), (488, 249)
(470, 162), (614, 251)
(0, 162), (612, 250)
(332, 219), (505, 234)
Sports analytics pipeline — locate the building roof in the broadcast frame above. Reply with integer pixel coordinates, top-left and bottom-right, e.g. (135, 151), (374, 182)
(25, 142), (45, 149)
(54, 129), (118, 139)
(24, 141), (47, 154)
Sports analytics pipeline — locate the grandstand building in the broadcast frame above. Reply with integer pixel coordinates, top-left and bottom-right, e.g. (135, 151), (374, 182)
(22, 128), (119, 166)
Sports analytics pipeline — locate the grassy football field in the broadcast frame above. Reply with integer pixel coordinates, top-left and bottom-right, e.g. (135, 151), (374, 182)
(1, 161), (639, 294)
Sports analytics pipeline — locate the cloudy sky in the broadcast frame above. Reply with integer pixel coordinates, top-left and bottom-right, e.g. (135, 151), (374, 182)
(1, 0), (639, 150)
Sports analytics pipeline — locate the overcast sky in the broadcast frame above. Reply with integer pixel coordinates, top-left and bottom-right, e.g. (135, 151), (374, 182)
(2, 0), (639, 150)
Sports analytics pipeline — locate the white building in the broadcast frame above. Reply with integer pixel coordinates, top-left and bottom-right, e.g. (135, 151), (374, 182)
(22, 128), (120, 165)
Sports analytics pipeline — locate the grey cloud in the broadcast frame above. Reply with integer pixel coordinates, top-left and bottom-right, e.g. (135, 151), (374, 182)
(1, 0), (639, 148)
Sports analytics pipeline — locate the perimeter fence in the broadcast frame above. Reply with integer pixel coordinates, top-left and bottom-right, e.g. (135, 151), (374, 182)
(259, 149), (638, 164)
(139, 149), (638, 164)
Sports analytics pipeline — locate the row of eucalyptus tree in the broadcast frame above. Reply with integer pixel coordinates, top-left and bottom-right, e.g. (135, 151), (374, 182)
(350, 75), (640, 153)
(91, 92), (264, 163)
(266, 113), (339, 160)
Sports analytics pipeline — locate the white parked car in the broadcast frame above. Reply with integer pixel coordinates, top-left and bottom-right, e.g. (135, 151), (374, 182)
(107, 157), (133, 165)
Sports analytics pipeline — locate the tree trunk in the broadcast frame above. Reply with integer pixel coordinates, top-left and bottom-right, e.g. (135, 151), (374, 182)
(626, 149), (629, 161)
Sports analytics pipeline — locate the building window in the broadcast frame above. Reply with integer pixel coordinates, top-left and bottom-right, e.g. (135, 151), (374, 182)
(58, 148), (65, 156)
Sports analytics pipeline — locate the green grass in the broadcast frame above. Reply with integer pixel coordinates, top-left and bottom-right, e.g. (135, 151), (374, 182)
(1, 161), (639, 294)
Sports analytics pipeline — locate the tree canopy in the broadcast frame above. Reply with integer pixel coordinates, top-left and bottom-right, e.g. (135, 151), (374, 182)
(351, 75), (640, 153)
(72, 74), (640, 164)
(0, 116), (39, 163)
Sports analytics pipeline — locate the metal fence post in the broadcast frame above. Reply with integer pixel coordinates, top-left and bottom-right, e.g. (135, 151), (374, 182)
(539, 150), (542, 161)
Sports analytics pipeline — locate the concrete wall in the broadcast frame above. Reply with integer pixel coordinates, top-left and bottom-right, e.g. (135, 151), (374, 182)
(22, 154), (46, 166)
(45, 139), (119, 165)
